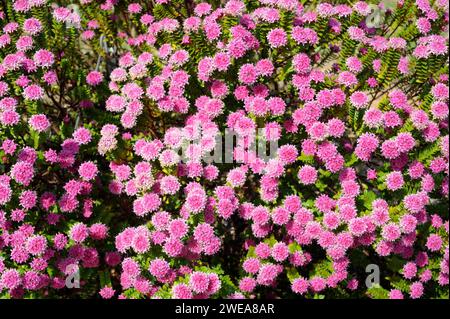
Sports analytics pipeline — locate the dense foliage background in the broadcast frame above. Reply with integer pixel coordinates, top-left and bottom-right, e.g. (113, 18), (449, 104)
(0, 0), (448, 299)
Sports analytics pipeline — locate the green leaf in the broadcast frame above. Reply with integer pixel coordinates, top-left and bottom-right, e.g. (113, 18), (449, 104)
(286, 267), (300, 283)
(288, 242), (302, 254)
(386, 256), (406, 273)
(360, 191), (377, 210)
(367, 284), (389, 299)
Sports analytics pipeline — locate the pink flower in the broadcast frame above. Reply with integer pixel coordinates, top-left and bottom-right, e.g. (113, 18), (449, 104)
(73, 127), (92, 145)
(308, 122), (328, 140)
(213, 52), (230, 71)
(0, 269), (21, 290)
(292, 27), (318, 45)
(149, 258), (170, 279)
(255, 243), (271, 259)
(426, 234), (443, 252)
(10, 161), (34, 186)
(28, 114), (50, 132)
(255, 59), (274, 77)
(239, 277), (256, 292)
(227, 167), (247, 187)
(267, 28), (287, 48)
(272, 207), (290, 225)
(267, 96), (285, 115)
(383, 111), (402, 128)
(431, 101), (448, 120)
(238, 64), (257, 84)
(309, 277), (327, 292)
(0, 0), (447, 301)
(243, 258), (260, 274)
(355, 133), (379, 161)
(346, 56), (363, 73)
(194, 3), (212, 16)
(338, 71), (357, 86)
(160, 175), (180, 195)
(271, 242), (289, 262)
(106, 95), (127, 112)
(403, 192), (429, 213)
(42, 71), (57, 85)
(78, 161), (98, 181)
(20, 190), (37, 209)
(431, 83), (449, 100)
(168, 219), (188, 239)
(297, 165), (317, 185)
(26, 235), (47, 255)
(350, 91), (369, 109)
(409, 282), (424, 299)
(128, 3), (142, 14)
(381, 223), (401, 242)
(172, 283), (193, 299)
(185, 191), (207, 213)
(23, 18), (42, 35)
(381, 139), (400, 159)
(99, 286), (115, 299)
(189, 271), (210, 294)
(33, 49), (54, 67)
(411, 109), (430, 130)
(292, 53), (311, 74)
(396, 133), (415, 153)
(402, 262), (417, 279)
(90, 223), (108, 240)
(400, 214), (417, 234)
(257, 264), (281, 286)
(292, 277), (309, 294)
(277, 144), (298, 165)
(0, 181), (12, 206)
(86, 71), (103, 86)
(1, 110), (20, 126)
(70, 223), (89, 243)
(23, 84), (44, 100)
(386, 171), (404, 191)
(349, 218), (368, 236)
(389, 289), (404, 299)
(429, 157), (447, 174)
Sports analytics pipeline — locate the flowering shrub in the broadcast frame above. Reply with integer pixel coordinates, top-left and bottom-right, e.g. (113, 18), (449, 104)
(0, 0), (449, 299)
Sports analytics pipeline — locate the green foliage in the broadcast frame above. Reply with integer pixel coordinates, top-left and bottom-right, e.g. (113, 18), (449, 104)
(367, 284), (389, 299)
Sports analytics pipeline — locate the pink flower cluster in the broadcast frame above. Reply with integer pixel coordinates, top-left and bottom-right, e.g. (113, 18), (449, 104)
(0, 0), (448, 300)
